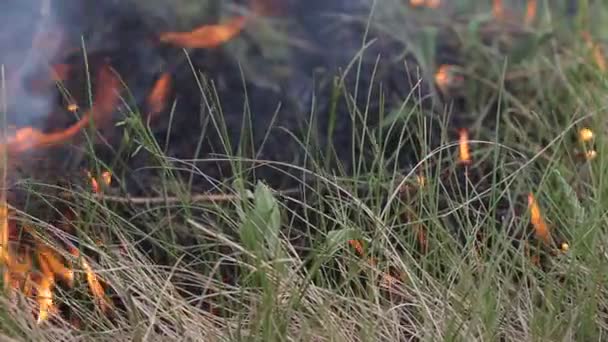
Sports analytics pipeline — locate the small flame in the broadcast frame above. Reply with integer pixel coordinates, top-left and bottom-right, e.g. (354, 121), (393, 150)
(0, 202), (8, 265)
(578, 128), (594, 143)
(146, 73), (172, 120)
(524, 0), (537, 25)
(159, 16), (247, 49)
(67, 103), (79, 112)
(88, 170), (111, 193)
(409, 0), (440, 8)
(528, 193), (551, 245)
(584, 150), (597, 161)
(2, 64), (120, 153)
(435, 65), (463, 94)
(458, 129), (471, 165)
(493, 0), (504, 20)
(348, 240), (364, 257)
(38, 245), (73, 287)
(69, 247), (110, 313)
(36, 258), (56, 324)
(36, 276), (55, 324)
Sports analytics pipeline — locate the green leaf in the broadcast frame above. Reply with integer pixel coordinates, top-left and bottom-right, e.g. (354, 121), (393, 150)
(254, 182), (282, 258)
(238, 181), (282, 260)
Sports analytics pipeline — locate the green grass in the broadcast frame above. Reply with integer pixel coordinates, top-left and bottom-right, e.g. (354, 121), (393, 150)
(2, 1), (608, 341)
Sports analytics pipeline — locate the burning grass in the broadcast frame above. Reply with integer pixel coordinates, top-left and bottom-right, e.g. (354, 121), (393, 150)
(1, 0), (608, 341)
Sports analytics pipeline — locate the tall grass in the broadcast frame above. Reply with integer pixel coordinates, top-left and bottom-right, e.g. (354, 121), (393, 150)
(2, 1), (608, 341)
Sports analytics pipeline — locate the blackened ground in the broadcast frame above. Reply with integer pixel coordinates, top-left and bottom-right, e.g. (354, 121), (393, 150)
(96, 0), (444, 195)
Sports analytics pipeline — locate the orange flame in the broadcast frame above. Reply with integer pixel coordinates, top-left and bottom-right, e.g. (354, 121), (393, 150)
(69, 246), (110, 313)
(528, 193), (551, 245)
(159, 16), (247, 49)
(0, 202), (7, 265)
(348, 240), (364, 257)
(3, 64), (120, 153)
(435, 64), (463, 94)
(409, 0), (440, 8)
(584, 150), (597, 161)
(36, 258), (56, 324)
(67, 103), (79, 113)
(88, 170), (112, 193)
(524, 0), (537, 25)
(493, 0), (504, 20)
(38, 245), (73, 287)
(435, 64), (451, 89)
(146, 73), (172, 120)
(578, 128), (594, 143)
(458, 129), (471, 165)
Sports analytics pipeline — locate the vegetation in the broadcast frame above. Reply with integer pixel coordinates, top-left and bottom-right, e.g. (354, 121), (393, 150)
(2, 1), (608, 341)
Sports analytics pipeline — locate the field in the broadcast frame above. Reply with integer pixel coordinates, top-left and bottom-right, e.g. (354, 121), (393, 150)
(1, 1), (608, 341)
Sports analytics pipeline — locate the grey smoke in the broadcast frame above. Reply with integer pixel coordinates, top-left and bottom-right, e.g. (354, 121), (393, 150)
(0, 0), (63, 129)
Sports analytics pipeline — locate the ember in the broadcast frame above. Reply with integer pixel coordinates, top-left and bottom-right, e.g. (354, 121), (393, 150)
(435, 64), (463, 95)
(409, 0), (440, 9)
(458, 129), (471, 165)
(493, 0), (504, 20)
(348, 239), (365, 257)
(578, 128), (594, 143)
(528, 193), (551, 246)
(525, 0), (537, 25)
(88, 170), (112, 193)
(70, 246), (110, 313)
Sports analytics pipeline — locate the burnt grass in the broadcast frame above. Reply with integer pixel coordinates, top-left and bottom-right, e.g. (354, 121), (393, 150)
(1, 0), (602, 336)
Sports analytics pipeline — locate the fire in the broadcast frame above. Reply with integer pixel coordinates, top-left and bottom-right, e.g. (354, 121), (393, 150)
(69, 246), (110, 313)
(36, 258), (56, 324)
(524, 0), (537, 25)
(146, 72), (172, 120)
(458, 129), (471, 165)
(159, 16), (247, 49)
(409, 0), (440, 9)
(584, 150), (597, 161)
(348, 239), (365, 257)
(0, 202), (7, 265)
(579, 128), (594, 143)
(493, 0), (504, 20)
(38, 244), (74, 287)
(2, 64), (120, 153)
(67, 103), (79, 112)
(435, 64), (463, 94)
(1, 215), (110, 323)
(528, 193), (551, 245)
(88, 170), (112, 193)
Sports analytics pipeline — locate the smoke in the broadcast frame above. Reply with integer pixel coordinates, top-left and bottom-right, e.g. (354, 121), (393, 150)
(0, 0), (65, 129)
